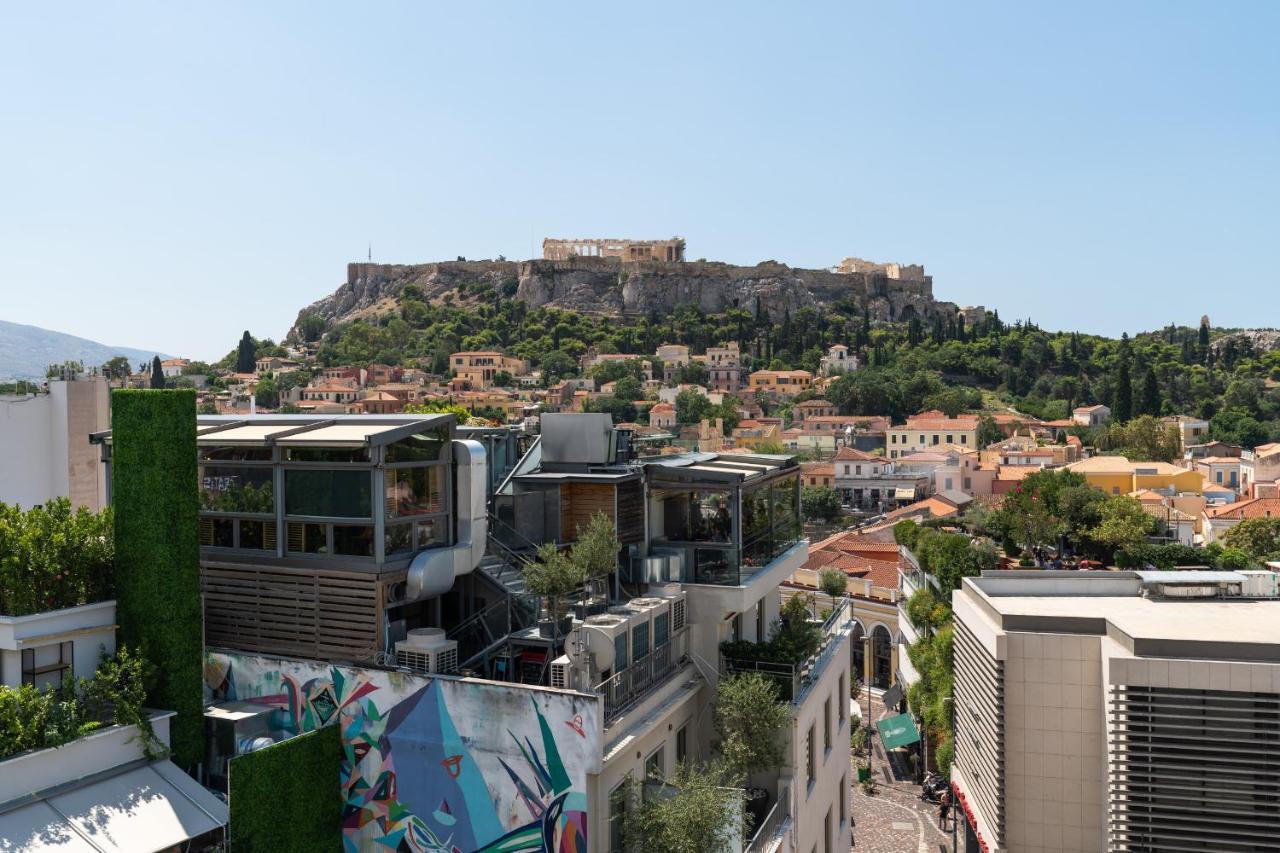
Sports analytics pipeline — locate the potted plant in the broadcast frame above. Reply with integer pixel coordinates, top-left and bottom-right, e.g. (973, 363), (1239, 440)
(857, 759), (872, 784)
(525, 545), (586, 640)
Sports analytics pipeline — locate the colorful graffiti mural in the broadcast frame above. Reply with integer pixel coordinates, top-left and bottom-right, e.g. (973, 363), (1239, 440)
(205, 652), (599, 853)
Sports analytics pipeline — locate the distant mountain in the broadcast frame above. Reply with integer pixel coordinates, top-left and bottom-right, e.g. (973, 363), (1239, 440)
(0, 320), (172, 381)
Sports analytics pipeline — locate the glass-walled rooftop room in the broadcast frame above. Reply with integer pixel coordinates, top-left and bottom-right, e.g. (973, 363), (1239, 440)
(645, 453), (802, 586)
(186, 416), (455, 568)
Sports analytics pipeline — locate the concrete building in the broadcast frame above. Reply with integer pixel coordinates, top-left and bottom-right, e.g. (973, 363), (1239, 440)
(704, 341), (744, 393)
(1241, 442), (1280, 498)
(542, 236), (686, 262)
(449, 351), (530, 390)
(951, 569), (1280, 853)
(886, 412), (979, 459)
(1162, 414), (1209, 452)
(1072, 404), (1111, 427)
(818, 344), (856, 376)
(833, 447), (929, 510)
(747, 370), (813, 398)
(0, 378), (109, 510)
(1065, 455), (1204, 496)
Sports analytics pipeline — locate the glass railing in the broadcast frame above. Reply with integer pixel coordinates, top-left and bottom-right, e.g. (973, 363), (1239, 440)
(654, 525), (803, 587)
(723, 598), (852, 703)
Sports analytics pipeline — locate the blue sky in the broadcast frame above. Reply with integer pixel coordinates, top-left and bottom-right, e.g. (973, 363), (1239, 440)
(2, 2), (1277, 361)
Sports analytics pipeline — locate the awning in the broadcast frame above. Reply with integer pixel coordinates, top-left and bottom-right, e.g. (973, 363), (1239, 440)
(878, 712), (921, 750)
(894, 487), (916, 500)
(0, 760), (227, 852)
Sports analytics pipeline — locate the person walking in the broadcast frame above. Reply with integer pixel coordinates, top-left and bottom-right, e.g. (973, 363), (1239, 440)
(938, 789), (952, 830)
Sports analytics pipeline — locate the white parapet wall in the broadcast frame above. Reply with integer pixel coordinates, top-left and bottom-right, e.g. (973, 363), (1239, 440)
(0, 599), (117, 688)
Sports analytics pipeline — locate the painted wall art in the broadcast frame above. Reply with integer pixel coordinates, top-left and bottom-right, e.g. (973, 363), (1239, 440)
(205, 651), (599, 853)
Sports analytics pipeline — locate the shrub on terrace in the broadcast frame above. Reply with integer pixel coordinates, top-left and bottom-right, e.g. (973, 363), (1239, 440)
(0, 498), (114, 617)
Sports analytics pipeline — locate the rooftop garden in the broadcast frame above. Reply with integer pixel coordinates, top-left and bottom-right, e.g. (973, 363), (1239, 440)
(0, 499), (114, 617)
(0, 646), (162, 762)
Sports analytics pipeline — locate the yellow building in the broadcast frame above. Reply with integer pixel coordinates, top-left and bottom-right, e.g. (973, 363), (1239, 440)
(1065, 455), (1203, 495)
(449, 351), (530, 389)
(886, 411), (980, 459)
(747, 369), (812, 397)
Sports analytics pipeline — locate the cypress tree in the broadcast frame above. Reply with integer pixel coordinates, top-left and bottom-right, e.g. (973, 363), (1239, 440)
(235, 331), (256, 374)
(150, 355), (165, 389)
(1140, 366), (1161, 417)
(1198, 315), (1211, 362)
(1113, 361), (1133, 422)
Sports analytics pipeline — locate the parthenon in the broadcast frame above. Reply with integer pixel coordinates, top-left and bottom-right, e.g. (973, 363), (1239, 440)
(542, 236), (686, 262)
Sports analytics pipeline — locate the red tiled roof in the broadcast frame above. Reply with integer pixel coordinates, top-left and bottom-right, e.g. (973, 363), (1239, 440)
(834, 447), (879, 461)
(1205, 498), (1280, 520)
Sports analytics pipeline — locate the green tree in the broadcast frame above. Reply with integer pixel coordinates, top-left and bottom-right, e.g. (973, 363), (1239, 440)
(818, 567), (847, 611)
(490, 370), (514, 388)
(714, 672), (790, 781)
(801, 486), (843, 523)
(619, 762), (745, 853)
(1087, 495), (1154, 555)
(254, 376), (279, 409)
(675, 388), (715, 424)
(235, 331), (256, 374)
(1139, 366), (1161, 417)
(149, 356), (165, 389)
(1222, 518), (1280, 560)
(101, 356), (132, 381)
(1112, 358), (1132, 422)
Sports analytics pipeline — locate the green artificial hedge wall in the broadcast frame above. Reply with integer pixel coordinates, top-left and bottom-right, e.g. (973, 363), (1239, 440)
(229, 725), (343, 852)
(110, 389), (204, 770)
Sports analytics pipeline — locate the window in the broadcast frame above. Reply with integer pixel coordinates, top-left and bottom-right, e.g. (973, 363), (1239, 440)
(824, 807), (833, 853)
(22, 642), (73, 690)
(946, 434), (954, 444)
(676, 724), (688, 766)
(805, 725), (815, 789)
(385, 429), (450, 462)
(932, 435), (939, 445)
(755, 601), (766, 641)
(609, 782), (627, 853)
(200, 465), (274, 513)
(645, 745), (666, 780)
(839, 777), (847, 826)
(823, 697), (832, 753)
(285, 469), (372, 518)
(961, 435), (968, 444)
(385, 467), (445, 517)
(944, 477), (953, 491)
(838, 676), (847, 723)
(855, 465), (862, 475)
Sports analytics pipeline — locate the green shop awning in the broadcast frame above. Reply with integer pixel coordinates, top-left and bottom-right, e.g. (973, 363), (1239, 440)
(878, 712), (921, 750)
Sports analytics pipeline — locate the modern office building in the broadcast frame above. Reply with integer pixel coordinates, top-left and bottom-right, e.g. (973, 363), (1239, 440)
(951, 570), (1280, 853)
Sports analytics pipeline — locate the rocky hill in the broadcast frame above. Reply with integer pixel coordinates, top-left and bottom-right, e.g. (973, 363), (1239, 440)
(288, 257), (979, 341)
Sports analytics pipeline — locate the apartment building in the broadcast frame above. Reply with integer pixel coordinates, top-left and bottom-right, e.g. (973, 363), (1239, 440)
(832, 447), (929, 510)
(1241, 442), (1280, 498)
(1162, 414), (1209, 451)
(1065, 455), (1203, 495)
(0, 377), (110, 510)
(818, 343), (856, 376)
(449, 350), (530, 389)
(748, 369), (813, 398)
(1194, 454), (1242, 491)
(951, 570), (1280, 853)
(886, 411), (979, 458)
(705, 341), (744, 392)
(1071, 404), (1111, 427)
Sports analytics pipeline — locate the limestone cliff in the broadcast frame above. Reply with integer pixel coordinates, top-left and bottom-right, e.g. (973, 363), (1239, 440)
(288, 257), (969, 341)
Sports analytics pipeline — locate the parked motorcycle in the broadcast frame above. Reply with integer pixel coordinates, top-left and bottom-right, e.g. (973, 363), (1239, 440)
(919, 771), (948, 803)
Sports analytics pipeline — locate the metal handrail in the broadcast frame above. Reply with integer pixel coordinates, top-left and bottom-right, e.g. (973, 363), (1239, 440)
(744, 782), (791, 853)
(595, 627), (689, 725)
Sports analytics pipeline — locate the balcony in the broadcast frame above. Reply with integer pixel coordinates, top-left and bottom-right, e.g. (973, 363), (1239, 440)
(596, 625), (689, 726)
(745, 780), (793, 853)
(723, 597), (853, 703)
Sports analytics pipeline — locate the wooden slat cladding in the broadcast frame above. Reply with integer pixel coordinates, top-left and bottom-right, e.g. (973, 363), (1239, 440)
(559, 483), (617, 542)
(202, 563), (384, 662)
(615, 479), (644, 544)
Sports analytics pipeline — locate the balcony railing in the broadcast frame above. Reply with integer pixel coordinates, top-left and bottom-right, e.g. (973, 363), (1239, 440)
(722, 597), (853, 703)
(596, 626), (689, 726)
(654, 528), (804, 588)
(744, 781), (792, 853)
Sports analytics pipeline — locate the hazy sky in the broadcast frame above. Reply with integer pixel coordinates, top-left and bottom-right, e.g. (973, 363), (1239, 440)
(3, 2), (1277, 361)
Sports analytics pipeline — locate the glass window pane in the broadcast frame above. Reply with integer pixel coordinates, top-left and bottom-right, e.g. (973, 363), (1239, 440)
(237, 520), (274, 551)
(385, 428), (450, 462)
(661, 489), (731, 542)
(200, 518), (234, 547)
(415, 518), (448, 549)
(285, 469), (372, 518)
(289, 522), (328, 554)
(386, 467), (445, 517)
(385, 523), (414, 556)
(333, 525), (374, 557)
(200, 466), (274, 513)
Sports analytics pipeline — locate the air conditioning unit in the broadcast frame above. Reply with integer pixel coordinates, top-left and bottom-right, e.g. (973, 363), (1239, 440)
(550, 655), (573, 690)
(567, 612), (628, 677)
(626, 597), (673, 658)
(649, 585), (687, 633)
(395, 627), (459, 675)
